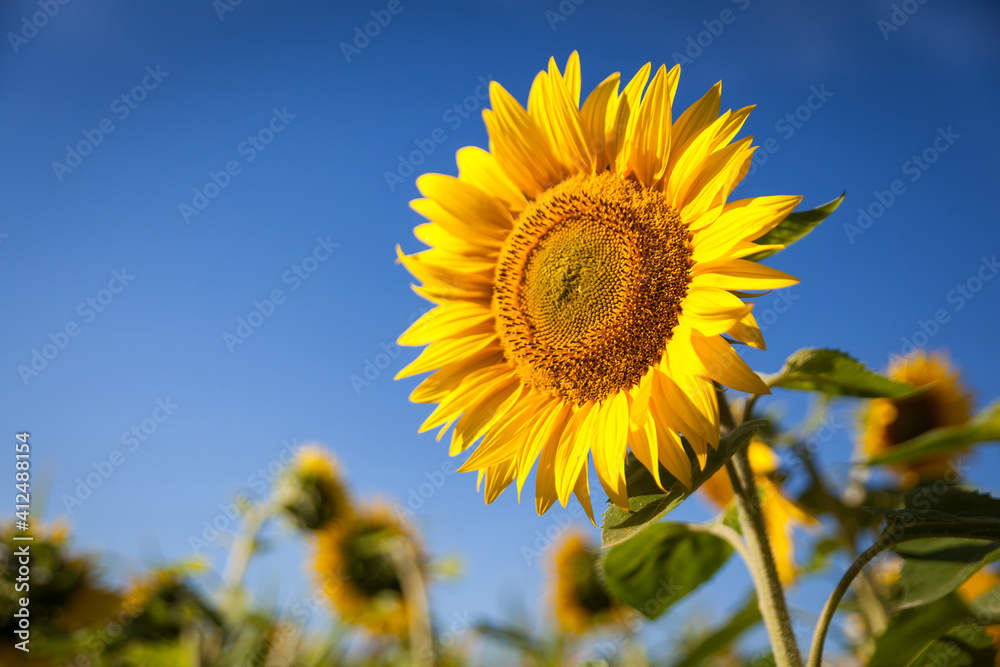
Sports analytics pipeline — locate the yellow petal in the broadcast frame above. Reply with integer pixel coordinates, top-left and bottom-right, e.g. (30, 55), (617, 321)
(399, 301), (495, 346)
(535, 403), (573, 515)
(692, 258), (799, 291)
(450, 380), (524, 455)
(410, 350), (505, 403)
(668, 81), (721, 175)
(485, 81), (564, 196)
(417, 174), (513, 236)
(652, 418), (694, 490)
(573, 464), (596, 526)
(680, 287), (754, 335)
(395, 332), (497, 379)
(629, 64), (679, 188)
(688, 331), (770, 395)
(691, 195), (802, 263)
(418, 367), (511, 433)
(458, 392), (548, 471)
(608, 62), (651, 174)
(555, 402), (596, 505)
(580, 72), (621, 171)
(456, 146), (528, 214)
(726, 310), (766, 351)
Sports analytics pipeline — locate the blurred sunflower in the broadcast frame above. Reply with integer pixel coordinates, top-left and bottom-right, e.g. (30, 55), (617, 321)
(275, 444), (353, 531)
(396, 51), (801, 516)
(700, 441), (815, 584)
(862, 349), (973, 486)
(550, 530), (629, 635)
(313, 502), (423, 637)
(958, 567), (1000, 663)
(0, 521), (120, 632)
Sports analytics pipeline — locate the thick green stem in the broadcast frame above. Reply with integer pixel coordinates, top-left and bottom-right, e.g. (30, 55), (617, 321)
(727, 449), (804, 667)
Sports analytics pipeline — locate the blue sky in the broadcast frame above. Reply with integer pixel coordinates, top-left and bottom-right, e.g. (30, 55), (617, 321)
(3, 0), (999, 657)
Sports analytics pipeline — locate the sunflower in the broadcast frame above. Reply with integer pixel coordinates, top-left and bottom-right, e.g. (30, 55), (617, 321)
(700, 441), (815, 584)
(275, 444), (353, 531)
(862, 349), (973, 485)
(0, 521), (120, 633)
(958, 567), (1000, 664)
(550, 530), (629, 634)
(312, 502), (422, 637)
(396, 52), (800, 517)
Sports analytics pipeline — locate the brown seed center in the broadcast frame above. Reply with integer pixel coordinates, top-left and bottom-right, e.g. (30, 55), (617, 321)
(493, 172), (692, 404)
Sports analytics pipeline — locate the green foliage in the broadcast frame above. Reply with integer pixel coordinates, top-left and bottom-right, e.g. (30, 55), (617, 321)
(745, 192), (845, 261)
(600, 419), (767, 547)
(601, 522), (733, 620)
(667, 595), (762, 667)
(904, 624), (1000, 667)
(868, 593), (972, 667)
(868, 487), (1000, 543)
(893, 538), (1000, 610)
(868, 400), (1000, 466)
(765, 347), (916, 398)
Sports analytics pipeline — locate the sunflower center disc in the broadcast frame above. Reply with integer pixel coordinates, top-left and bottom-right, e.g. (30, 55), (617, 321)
(493, 171), (692, 404)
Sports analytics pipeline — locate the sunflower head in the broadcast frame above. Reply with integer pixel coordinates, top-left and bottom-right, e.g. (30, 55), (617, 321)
(396, 52), (801, 515)
(313, 502), (422, 637)
(276, 444), (353, 532)
(550, 530), (627, 634)
(863, 350), (973, 484)
(0, 521), (119, 633)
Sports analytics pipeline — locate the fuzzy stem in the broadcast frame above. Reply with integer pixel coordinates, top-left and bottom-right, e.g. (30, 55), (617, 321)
(727, 449), (804, 667)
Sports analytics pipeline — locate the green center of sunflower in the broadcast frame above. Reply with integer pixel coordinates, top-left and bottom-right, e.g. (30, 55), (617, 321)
(493, 171), (692, 404)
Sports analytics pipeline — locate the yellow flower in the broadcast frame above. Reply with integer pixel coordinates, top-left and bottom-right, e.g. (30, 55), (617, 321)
(276, 444), (353, 531)
(312, 502), (423, 637)
(862, 349), (973, 485)
(396, 52), (801, 517)
(700, 441), (815, 584)
(958, 567), (1000, 665)
(550, 530), (629, 634)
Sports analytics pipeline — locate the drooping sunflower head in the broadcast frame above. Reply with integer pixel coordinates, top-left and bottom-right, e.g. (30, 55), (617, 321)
(397, 52), (801, 516)
(276, 444), (353, 532)
(312, 502), (422, 637)
(862, 349), (973, 484)
(550, 530), (628, 634)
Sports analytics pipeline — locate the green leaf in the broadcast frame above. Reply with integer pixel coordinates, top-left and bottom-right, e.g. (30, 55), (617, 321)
(868, 487), (1000, 544)
(894, 538), (1000, 610)
(601, 522), (732, 620)
(745, 192), (845, 261)
(904, 624), (999, 667)
(868, 401), (1000, 466)
(868, 593), (971, 667)
(600, 419), (767, 547)
(765, 348), (917, 398)
(668, 594), (761, 667)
